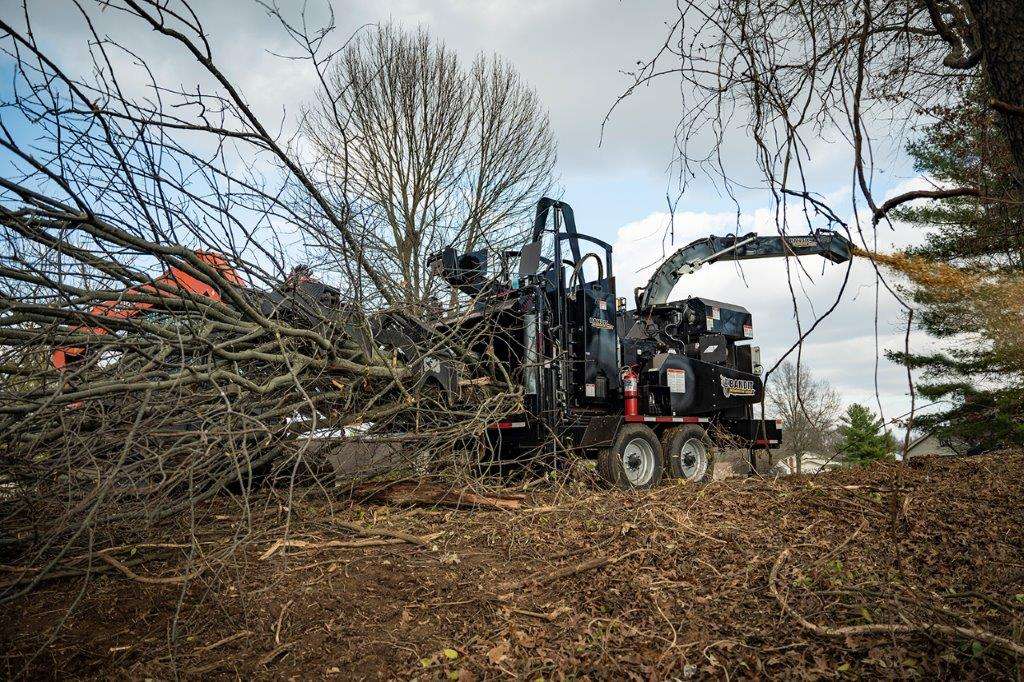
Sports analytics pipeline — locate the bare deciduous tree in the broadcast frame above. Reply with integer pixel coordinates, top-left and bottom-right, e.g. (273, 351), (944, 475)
(301, 24), (556, 310)
(766, 361), (842, 473)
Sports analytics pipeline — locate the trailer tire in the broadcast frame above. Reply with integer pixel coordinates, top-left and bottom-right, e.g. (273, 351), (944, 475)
(596, 424), (663, 489)
(663, 425), (716, 483)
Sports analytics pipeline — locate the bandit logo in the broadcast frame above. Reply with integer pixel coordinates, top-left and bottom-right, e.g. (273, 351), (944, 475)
(720, 375), (756, 397)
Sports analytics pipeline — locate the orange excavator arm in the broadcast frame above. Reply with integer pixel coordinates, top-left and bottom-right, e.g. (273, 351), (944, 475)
(52, 251), (244, 370)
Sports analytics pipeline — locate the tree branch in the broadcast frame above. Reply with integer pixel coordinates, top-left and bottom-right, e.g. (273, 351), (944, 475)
(873, 186), (982, 225)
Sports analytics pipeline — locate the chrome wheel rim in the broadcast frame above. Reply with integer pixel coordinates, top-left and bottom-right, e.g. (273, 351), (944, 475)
(622, 437), (656, 486)
(679, 438), (709, 481)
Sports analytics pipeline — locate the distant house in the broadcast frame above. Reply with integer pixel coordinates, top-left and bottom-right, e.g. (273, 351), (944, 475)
(771, 452), (844, 475)
(903, 431), (965, 459)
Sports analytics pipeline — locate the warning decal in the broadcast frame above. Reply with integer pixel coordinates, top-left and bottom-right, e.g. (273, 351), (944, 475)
(667, 368), (686, 393)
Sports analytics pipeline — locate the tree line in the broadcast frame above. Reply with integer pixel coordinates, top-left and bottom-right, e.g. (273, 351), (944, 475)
(767, 361), (898, 474)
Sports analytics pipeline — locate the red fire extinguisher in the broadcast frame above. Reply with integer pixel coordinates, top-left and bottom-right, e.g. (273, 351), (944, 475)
(622, 367), (638, 417)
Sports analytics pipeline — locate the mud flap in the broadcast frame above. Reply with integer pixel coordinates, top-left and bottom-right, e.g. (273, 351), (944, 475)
(580, 415), (623, 450)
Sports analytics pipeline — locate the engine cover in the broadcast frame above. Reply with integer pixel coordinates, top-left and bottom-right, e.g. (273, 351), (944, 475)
(642, 297), (754, 343)
(641, 352), (763, 416)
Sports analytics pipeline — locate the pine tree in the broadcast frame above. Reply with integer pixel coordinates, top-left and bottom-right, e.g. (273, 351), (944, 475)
(838, 404), (896, 466)
(887, 83), (1024, 451)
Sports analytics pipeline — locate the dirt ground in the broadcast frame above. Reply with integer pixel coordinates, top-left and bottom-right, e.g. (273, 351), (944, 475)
(3, 453), (1023, 679)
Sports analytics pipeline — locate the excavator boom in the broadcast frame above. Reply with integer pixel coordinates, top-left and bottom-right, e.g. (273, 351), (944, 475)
(635, 229), (852, 309)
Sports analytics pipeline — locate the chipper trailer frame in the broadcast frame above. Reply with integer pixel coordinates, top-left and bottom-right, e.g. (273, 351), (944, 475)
(429, 198), (853, 489)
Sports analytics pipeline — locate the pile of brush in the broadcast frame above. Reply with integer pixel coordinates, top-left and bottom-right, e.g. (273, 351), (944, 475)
(0, 223), (521, 595)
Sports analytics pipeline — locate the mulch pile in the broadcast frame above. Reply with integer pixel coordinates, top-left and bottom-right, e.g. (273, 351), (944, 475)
(3, 452), (1023, 679)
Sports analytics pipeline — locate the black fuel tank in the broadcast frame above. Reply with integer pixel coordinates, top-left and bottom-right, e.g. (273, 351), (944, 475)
(642, 352), (763, 416)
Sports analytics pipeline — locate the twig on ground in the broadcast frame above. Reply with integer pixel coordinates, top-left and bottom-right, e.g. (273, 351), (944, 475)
(96, 551), (206, 585)
(260, 531), (444, 560)
(260, 538), (402, 560)
(196, 630), (253, 653)
(359, 483), (523, 510)
(497, 548), (648, 596)
(257, 642), (295, 667)
(510, 605), (571, 621)
(334, 520), (433, 545)
(275, 600), (294, 645)
(770, 548), (1024, 657)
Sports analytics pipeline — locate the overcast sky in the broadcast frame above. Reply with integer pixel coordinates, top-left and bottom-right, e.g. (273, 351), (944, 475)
(4, 0), (939, 427)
